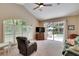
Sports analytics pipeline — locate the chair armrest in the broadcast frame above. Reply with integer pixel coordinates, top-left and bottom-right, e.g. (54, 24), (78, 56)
(28, 42), (37, 51)
(27, 42), (37, 55)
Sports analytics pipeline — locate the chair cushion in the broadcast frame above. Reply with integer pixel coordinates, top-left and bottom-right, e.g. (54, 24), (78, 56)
(72, 45), (79, 52)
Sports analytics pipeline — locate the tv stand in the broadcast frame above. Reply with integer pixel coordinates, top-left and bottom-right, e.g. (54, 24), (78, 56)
(36, 32), (44, 40)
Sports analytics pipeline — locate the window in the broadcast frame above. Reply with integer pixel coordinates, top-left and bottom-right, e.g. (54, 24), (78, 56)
(3, 19), (27, 43)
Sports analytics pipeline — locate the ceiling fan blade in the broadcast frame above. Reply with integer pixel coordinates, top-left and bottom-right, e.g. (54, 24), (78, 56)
(33, 6), (40, 10)
(44, 4), (52, 6)
(34, 3), (40, 5)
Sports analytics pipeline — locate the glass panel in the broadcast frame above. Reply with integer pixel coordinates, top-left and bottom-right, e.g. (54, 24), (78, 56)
(53, 21), (64, 42)
(3, 19), (14, 43)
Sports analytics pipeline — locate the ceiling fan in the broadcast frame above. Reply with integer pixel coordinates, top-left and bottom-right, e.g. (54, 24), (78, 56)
(33, 3), (53, 10)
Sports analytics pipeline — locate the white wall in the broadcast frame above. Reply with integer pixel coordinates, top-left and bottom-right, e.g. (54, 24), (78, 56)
(0, 3), (38, 42)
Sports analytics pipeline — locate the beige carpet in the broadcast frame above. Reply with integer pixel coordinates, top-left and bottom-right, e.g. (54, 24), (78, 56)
(31, 40), (64, 56)
(0, 40), (64, 56)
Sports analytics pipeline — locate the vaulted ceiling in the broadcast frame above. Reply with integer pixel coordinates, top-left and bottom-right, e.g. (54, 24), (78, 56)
(21, 3), (79, 20)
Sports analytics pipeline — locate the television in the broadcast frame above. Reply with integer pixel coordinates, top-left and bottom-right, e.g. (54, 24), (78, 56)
(36, 27), (45, 32)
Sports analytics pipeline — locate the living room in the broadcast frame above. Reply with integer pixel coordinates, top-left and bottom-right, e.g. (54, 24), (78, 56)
(0, 3), (79, 56)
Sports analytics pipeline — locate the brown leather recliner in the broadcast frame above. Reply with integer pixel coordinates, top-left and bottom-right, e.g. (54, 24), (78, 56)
(16, 37), (37, 56)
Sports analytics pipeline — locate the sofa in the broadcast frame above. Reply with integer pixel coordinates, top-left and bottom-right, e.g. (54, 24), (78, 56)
(62, 34), (79, 56)
(65, 34), (78, 48)
(16, 37), (37, 56)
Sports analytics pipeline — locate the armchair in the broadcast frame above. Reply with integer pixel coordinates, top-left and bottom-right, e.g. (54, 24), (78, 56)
(16, 37), (37, 56)
(62, 34), (78, 55)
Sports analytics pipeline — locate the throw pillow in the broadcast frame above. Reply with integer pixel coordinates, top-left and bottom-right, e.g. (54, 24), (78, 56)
(67, 38), (75, 45)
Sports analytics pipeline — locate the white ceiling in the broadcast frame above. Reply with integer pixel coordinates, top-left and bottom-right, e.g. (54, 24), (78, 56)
(22, 3), (79, 20)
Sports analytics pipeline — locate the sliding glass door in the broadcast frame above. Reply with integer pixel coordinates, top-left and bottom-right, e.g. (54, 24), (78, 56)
(44, 21), (65, 42)
(53, 21), (64, 42)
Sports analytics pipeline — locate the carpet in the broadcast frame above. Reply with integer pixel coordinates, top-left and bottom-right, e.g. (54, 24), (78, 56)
(31, 40), (64, 56)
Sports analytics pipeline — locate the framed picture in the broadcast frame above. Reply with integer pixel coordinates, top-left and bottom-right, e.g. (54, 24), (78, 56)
(68, 25), (75, 30)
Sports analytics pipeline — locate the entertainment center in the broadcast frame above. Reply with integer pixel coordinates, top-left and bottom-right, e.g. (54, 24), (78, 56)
(35, 27), (45, 40)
